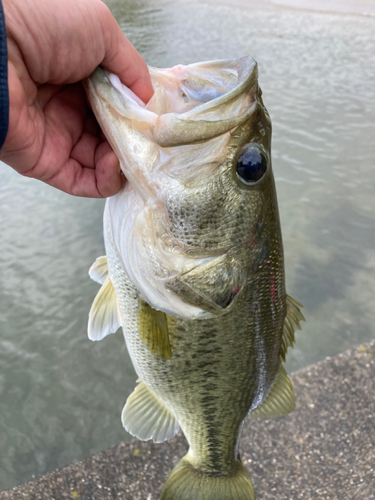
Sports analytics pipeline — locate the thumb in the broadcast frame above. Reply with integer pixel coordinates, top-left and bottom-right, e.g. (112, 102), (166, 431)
(99, 7), (153, 103)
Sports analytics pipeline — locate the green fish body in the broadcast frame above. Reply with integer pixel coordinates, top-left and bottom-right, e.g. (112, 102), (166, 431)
(85, 57), (304, 500)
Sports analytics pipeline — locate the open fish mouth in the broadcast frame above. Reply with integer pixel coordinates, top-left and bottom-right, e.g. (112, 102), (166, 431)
(85, 57), (259, 145)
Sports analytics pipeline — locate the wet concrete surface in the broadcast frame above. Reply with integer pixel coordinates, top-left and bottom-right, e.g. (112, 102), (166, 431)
(1, 341), (374, 500)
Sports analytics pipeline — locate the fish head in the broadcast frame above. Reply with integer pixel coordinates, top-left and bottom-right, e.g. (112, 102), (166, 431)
(85, 57), (280, 320)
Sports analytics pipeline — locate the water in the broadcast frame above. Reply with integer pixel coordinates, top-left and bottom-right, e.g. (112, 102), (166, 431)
(1, 0), (374, 491)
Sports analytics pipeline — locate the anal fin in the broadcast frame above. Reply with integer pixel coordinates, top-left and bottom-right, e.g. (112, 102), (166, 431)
(122, 381), (179, 443)
(249, 365), (295, 419)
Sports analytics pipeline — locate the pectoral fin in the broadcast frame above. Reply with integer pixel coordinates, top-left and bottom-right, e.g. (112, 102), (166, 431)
(249, 365), (295, 419)
(88, 255), (108, 285)
(280, 295), (306, 362)
(138, 300), (172, 359)
(122, 380), (179, 443)
(88, 276), (121, 341)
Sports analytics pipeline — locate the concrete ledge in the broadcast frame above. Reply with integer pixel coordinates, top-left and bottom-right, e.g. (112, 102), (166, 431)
(1, 341), (375, 499)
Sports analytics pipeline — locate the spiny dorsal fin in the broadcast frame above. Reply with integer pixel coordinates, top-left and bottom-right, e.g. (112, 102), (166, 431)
(122, 380), (179, 443)
(280, 295), (306, 362)
(88, 276), (121, 341)
(89, 256), (108, 285)
(249, 365), (295, 419)
(138, 300), (172, 359)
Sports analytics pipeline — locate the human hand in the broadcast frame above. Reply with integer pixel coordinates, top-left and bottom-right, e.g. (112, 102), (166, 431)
(0, 0), (153, 197)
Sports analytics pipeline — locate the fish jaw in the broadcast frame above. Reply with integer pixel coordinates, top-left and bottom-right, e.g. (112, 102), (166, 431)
(85, 57), (273, 320)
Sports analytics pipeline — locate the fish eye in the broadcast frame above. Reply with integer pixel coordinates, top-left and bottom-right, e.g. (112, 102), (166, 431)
(236, 145), (268, 184)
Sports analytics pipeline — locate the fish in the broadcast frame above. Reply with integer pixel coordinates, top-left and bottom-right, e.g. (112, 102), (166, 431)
(84, 56), (305, 500)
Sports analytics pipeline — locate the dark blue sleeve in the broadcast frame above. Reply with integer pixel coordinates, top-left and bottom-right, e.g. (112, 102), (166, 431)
(0, 0), (8, 149)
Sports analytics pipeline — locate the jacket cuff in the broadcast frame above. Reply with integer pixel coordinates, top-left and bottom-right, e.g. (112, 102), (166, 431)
(0, 0), (9, 149)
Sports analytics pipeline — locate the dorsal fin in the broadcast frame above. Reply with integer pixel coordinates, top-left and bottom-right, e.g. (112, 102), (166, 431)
(138, 300), (172, 359)
(280, 295), (305, 362)
(88, 276), (121, 341)
(89, 256), (108, 285)
(122, 380), (179, 443)
(249, 364), (295, 419)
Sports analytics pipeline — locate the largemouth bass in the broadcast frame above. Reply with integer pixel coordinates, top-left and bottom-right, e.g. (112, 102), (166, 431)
(84, 57), (305, 500)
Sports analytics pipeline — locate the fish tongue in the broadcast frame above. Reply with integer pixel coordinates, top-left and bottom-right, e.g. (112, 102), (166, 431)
(145, 82), (171, 115)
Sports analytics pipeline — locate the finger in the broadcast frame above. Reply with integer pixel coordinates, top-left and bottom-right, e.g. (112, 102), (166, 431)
(1, 62), (43, 173)
(37, 83), (65, 109)
(45, 150), (121, 198)
(70, 132), (100, 168)
(7, 81), (94, 177)
(22, 83), (122, 197)
(94, 142), (123, 197)
(45, 158), (102, 197)
(99, 129), (107, 142)
(100, 7), (153, 103)
(94, 140), (113, 164)
(6, 0), (153, 101)
(21, 83), (87, 181)
(53, 142), (121, 198)
(83, 109), (100, 136)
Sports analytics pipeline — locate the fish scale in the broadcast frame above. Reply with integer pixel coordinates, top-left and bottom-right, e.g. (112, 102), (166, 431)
(85, 56), (305, 500)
